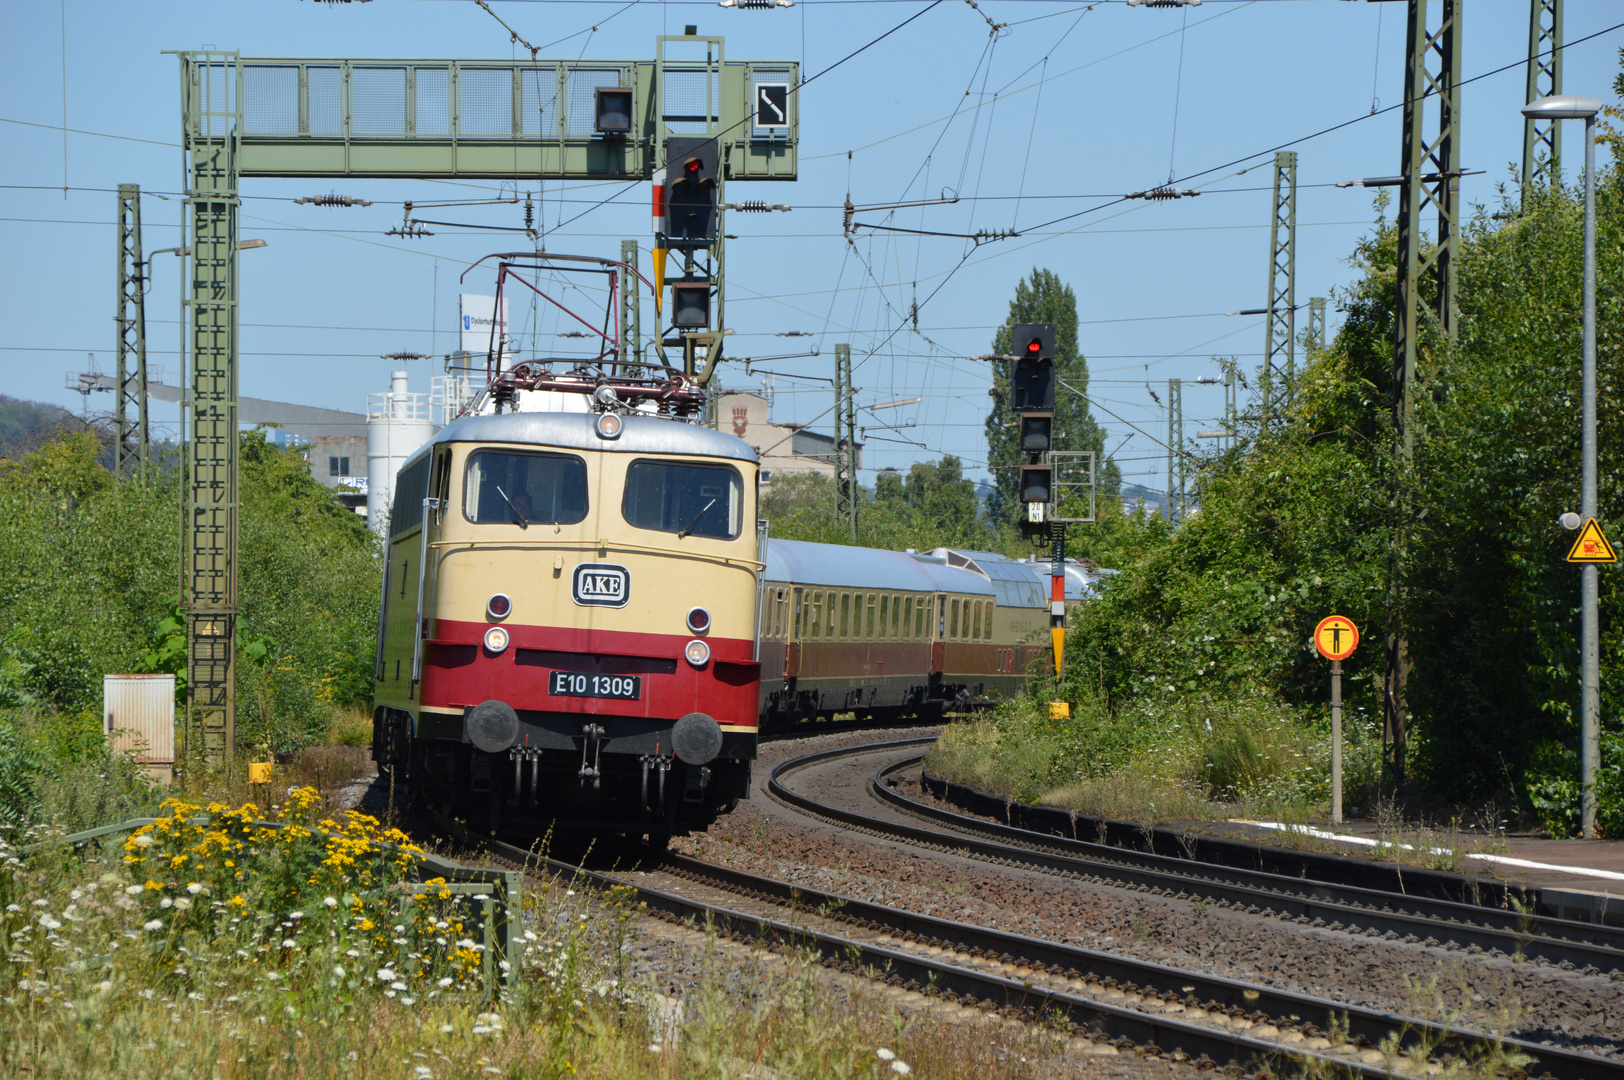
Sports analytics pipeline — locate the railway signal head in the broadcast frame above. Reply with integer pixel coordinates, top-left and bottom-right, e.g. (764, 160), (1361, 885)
(664, 137), (720, 249)
(594, 87), (633, 136)
(1018, 410), (1052, 454)
(671, 278), (712, 329)
(1009, 323), (1056, 412)
(1019, 462), (1054, 504)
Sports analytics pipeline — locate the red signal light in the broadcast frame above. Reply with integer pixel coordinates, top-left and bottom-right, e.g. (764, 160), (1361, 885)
(685, 158), (702, 174)
(1026, 338), (1041, 354)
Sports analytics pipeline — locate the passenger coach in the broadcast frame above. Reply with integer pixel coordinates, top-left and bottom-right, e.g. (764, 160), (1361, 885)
(371, 412), (761, 843)
(756, 541), (1050, 725)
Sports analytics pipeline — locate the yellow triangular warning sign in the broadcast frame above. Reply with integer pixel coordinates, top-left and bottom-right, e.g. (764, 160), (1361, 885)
(1567, 518), (1619, 564)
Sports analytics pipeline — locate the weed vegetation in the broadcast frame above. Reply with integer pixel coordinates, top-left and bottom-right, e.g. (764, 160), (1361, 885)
(928, 688), (1385, 824)
(2, 784), (1045, 1080)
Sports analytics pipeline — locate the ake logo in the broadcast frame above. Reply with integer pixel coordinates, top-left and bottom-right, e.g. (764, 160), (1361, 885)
(572, 563), (630, 608)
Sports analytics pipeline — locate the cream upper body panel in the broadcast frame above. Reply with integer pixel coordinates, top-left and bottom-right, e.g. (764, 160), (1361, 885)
(414, 415), (761, 643)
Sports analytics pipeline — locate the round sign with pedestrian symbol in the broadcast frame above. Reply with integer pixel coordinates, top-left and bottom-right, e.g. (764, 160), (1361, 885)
(1314, 615), (1358, 661)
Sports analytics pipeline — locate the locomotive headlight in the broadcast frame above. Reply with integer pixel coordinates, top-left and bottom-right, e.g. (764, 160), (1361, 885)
(487, 593), (512, 620)
(684, 639), (710, 668)
(686, 606), (711, 634)
(483, 626), (510, 654)
(594, 412), (623, 440)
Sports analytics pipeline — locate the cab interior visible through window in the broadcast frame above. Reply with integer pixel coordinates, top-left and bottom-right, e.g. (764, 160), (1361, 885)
(464, 450), (587, 526)
(622, 460), (743, 540)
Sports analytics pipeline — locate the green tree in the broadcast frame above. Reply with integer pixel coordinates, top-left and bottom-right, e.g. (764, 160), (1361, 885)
(984, 268), (1120, 526)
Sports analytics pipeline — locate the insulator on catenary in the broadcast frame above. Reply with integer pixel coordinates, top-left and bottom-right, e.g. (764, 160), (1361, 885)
(295, 194), (373, 207)
(1125, 187), (1200, 201)
(724, 201), (791, 213)
(718, 0), (794, 9)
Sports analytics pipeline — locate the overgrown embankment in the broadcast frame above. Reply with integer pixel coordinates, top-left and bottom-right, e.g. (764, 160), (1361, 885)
(937, 61), (1624, 834)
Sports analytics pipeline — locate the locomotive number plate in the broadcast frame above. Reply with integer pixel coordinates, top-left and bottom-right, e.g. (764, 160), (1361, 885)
(548, 671), (641, 700)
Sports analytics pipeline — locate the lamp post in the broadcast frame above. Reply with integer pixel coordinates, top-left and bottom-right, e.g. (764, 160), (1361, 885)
(1522, 93), (1603, 836)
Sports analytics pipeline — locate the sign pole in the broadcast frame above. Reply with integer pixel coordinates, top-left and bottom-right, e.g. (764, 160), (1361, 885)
(1314, 614), (1359, 828)
(1331, 658), (1343, 826)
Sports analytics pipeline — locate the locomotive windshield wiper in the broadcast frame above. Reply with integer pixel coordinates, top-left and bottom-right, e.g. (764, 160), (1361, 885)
(494, 485), (529, 529)
(675, 498), (717, 540)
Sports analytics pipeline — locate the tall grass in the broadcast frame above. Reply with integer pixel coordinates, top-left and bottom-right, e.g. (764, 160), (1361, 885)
(927, 689), (1384, 823)
(1, 790), (1048, 1080)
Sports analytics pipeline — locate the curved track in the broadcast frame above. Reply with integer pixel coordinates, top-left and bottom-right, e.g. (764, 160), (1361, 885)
(752, 738), (1624, 1080)
(771, 738), (1624, 973)
(417, 735), (1624, 1080)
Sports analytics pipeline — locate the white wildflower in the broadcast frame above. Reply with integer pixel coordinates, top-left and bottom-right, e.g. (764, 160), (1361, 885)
(891, 1062), (911, 1076)
(876, 1049), (896, 1061)
(401, 996), (417, 1006)
(125, 885), (143, 897)
(288, 911), (303, 920)
(133, 834), (154, 848)
(391, 981), (408, 992)
(173, 898), (192, 911)
(143, 919), (164, 932)
(38, 916), (61, 931)
(345, 948), (360, 958)
(281, 939), (297, 949)
(440, 1024), (455, 1034)
(333, 966), (346, 979)
(455, 938), (478, 950)
(437, 977), (453, 988)
(375, 968), (397, 982)
(186, 882), (203, 895)
(323, 896), (338, 909)
(160, 898), (173, 909)
(648, 1044), (662, 1053)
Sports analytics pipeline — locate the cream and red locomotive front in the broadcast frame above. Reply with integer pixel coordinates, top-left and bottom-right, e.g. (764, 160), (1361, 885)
(370, 406), (1059, 840)
(371, 411), (763, 841)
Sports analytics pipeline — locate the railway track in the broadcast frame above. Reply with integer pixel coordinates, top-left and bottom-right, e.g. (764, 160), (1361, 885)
(420, 743), (1624, 1079)
(768, 737), (1624, 977)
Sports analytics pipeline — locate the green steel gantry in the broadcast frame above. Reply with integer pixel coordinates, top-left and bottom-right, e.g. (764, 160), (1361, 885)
(1260, 152), (1297, 425)
(1523, 0), (1564, 199)
(1388, 0), (1461, 780)
(834, 343), (857, 540)
(115, 184), (150, 478)
(174, 40), (799, 762)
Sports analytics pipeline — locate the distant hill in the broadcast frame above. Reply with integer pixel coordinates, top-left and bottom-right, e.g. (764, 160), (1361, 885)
(0, 396), (77, 459)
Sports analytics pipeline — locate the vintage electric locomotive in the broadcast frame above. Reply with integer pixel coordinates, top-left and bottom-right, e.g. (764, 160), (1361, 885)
(371, 410), (762, 844)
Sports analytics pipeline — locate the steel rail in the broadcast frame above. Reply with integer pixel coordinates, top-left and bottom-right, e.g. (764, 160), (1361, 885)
(650, 849), (1624, 1080)
(880, 754), (1624, 966)
(757, 740), (1624, 1077)
(766, 740), (1624, 974)
(443, 818), (1394, 1079)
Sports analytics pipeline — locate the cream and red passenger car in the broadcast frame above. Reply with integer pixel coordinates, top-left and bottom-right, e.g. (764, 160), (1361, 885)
(371, 411), (761, 842)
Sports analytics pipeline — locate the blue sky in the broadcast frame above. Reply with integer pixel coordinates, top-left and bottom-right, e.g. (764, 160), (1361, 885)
(3, 0), (1621, 493)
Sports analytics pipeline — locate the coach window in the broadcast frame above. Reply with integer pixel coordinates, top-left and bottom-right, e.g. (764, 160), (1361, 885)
(464, 450), (587, 526)
(837, 593), (848, 638)
(865, 594), (876, 637)
(622, 460), (743, 540)
(972, 601), (983, 641)
(878, 595), (889, 638)
(949, 598), (960, 639)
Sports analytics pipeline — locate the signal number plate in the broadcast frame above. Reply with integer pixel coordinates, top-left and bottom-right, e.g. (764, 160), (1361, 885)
(549, 671), (641, 700)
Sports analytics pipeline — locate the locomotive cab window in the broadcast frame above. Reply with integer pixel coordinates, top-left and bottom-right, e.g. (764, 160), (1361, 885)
(623, 460), (743, 540)
(464, 450), (587, 525)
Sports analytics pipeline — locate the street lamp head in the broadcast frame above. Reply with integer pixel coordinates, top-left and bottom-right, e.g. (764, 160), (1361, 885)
(1522, 94), (1603, 121)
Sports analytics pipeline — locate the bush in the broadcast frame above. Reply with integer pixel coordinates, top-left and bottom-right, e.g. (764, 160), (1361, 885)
(927, 684), (1384, 824)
